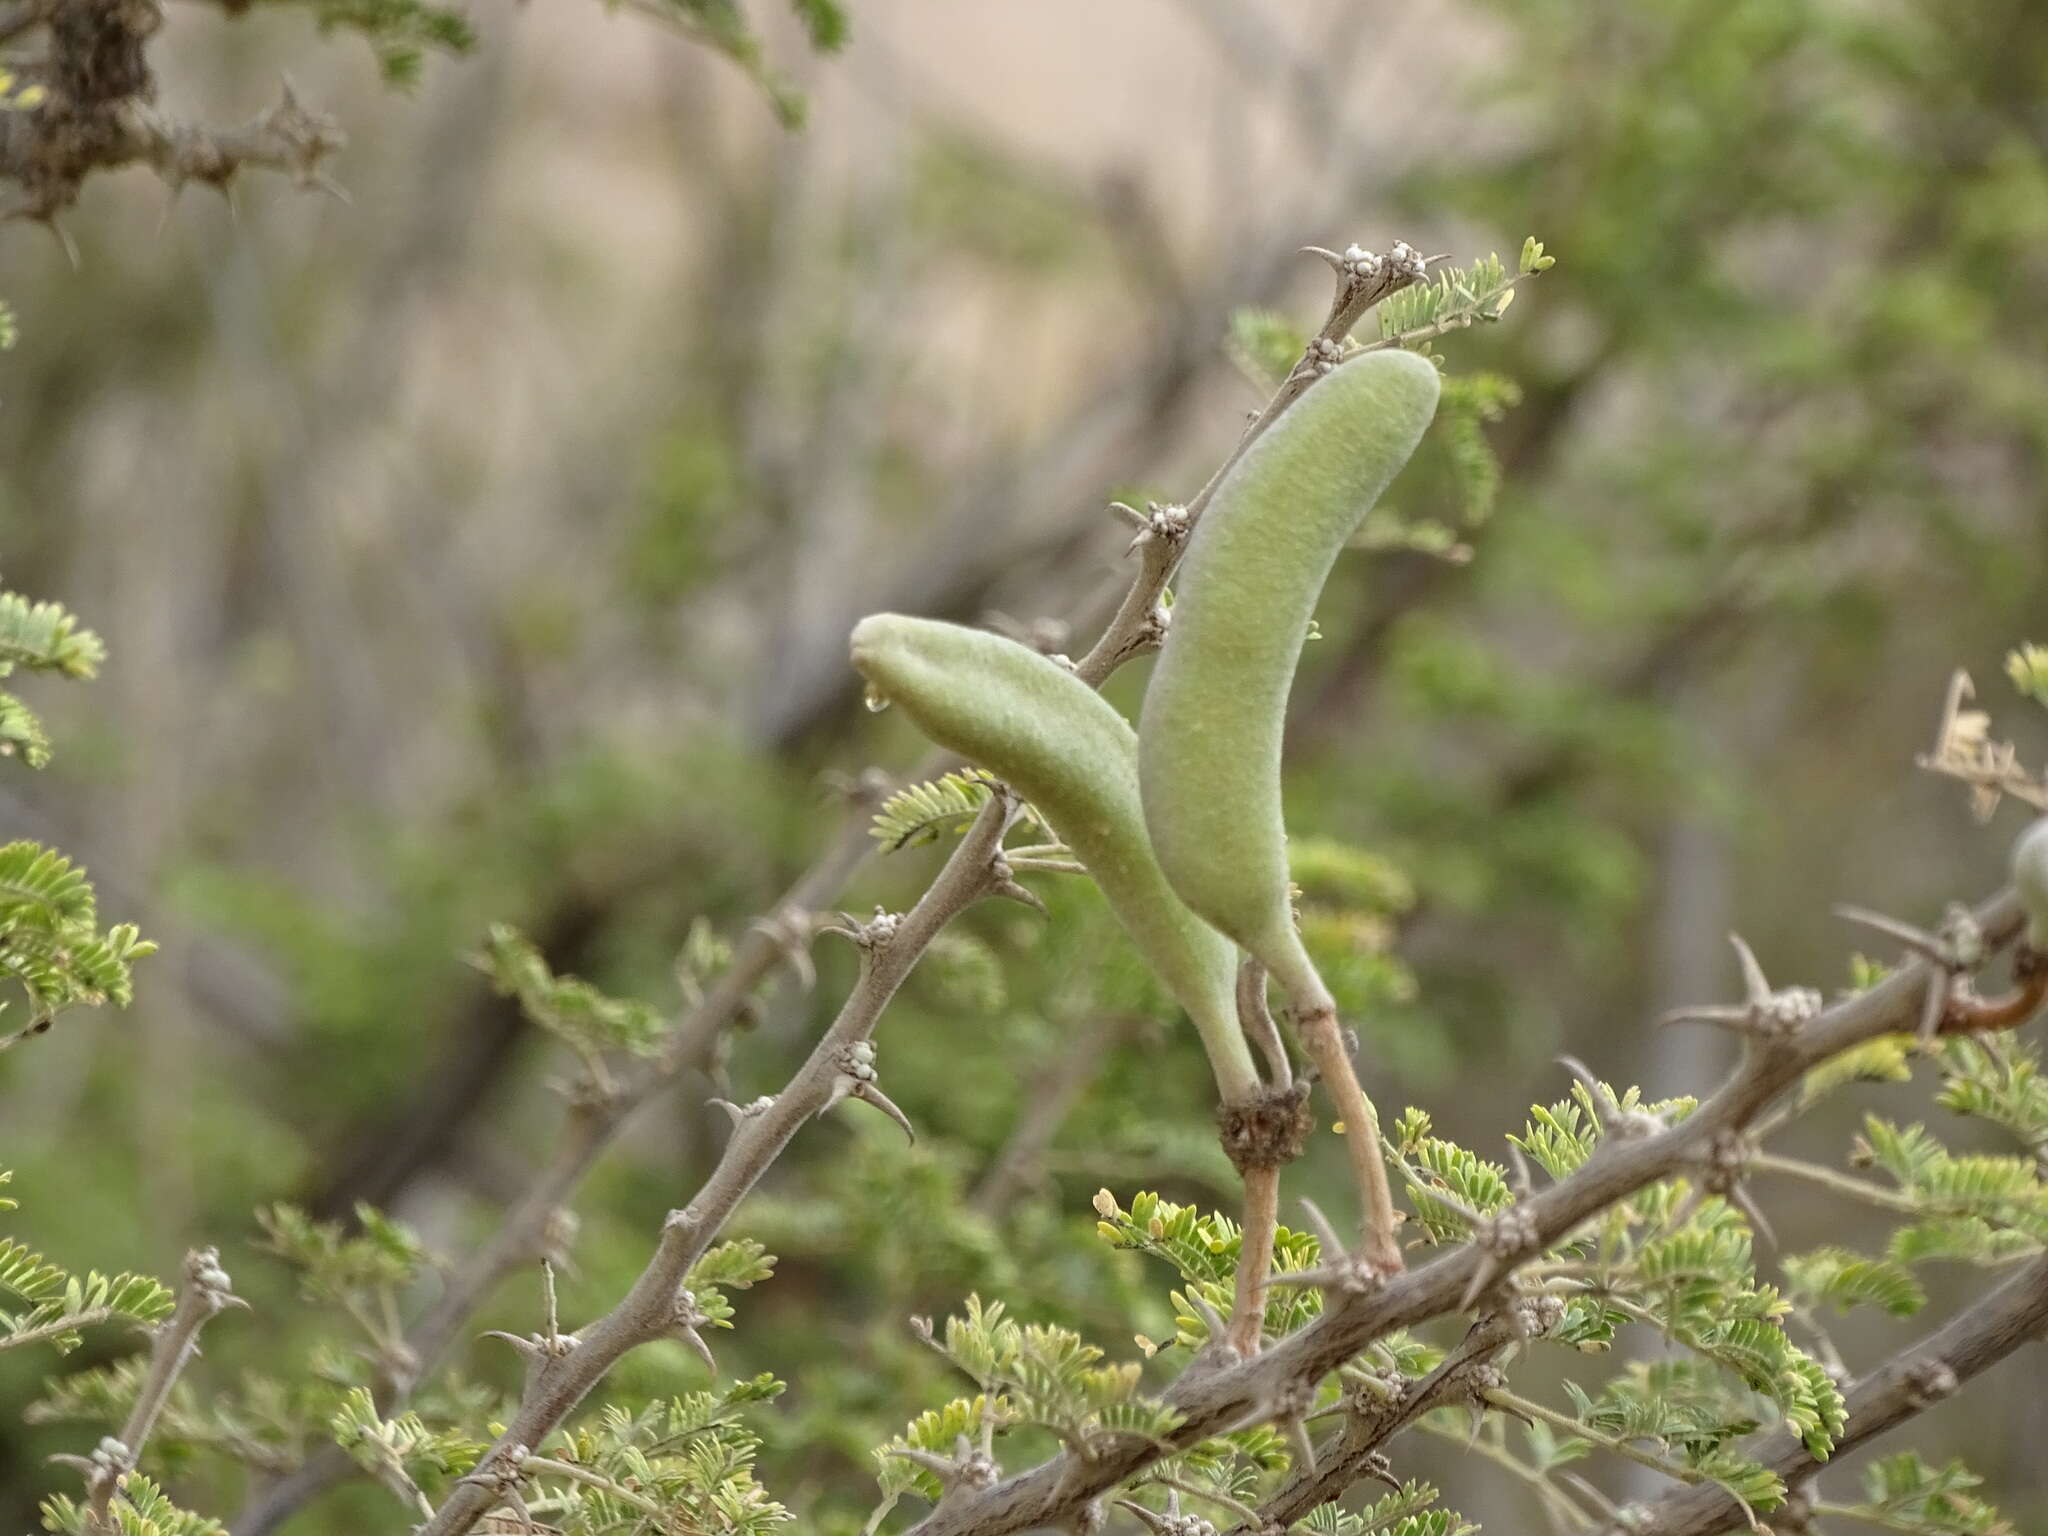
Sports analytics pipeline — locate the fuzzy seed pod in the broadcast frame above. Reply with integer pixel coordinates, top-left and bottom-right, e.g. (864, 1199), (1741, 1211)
(850, 614), (1262, 1104)
(1139, 350), (1440, 1009)
(2014, 816), (2048, 949)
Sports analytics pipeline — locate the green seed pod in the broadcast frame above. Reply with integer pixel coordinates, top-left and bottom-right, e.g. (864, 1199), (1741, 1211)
(850, 614), (1262, 1105)
(2014, 816), (2048, 949)
(1139, 349), (1440, 1008)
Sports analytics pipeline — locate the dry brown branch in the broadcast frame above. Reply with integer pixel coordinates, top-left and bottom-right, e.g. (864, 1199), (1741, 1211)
(0, 0), (343, 222)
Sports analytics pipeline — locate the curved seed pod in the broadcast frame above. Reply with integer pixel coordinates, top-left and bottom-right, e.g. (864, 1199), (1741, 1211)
(2015, 816), (2048, 949)
(850, 614), (1262, 1105)
(1139, 348), (1440, 1007)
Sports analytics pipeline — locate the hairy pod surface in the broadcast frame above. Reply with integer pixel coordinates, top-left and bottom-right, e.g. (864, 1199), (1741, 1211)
(2015, 816), (2048, 949)
(1139, 349), (1440, 1006)
(850, 614), (1262, 1104)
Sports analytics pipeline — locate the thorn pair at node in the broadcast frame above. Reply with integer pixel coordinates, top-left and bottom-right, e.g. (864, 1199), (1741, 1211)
(1659, 934), (1822, 1043)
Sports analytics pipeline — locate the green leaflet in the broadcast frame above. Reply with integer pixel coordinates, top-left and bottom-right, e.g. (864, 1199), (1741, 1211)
(2013, 816), (2048, 949)
(849, 615), (1260, 1104)
(1139, 350), (1440, 1005)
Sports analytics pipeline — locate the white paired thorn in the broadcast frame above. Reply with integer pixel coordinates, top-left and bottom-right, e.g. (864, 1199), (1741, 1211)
(1557, 1055), (1667, 1143)
(1505, 1138), (1537, 1202)
(1393, 1154), (1543, 1312)
(1462, 1362), (1512, 1443)
(709, 1094), (775, 1128)
(1267, 1198), (1382, 1297)
(823, 1039), (916, 1143)
(989, 854), (1050, 917)
(820, 906), (903, 954)
(1834, 901), (1987, 1045)
(1460, 1205), (1541, 1314)
(665, 1288), (718, 1376)
(1676, 1130), (1776, 1250)
(1730, 1182), (1778, 1251)
(1114, 1488), (1218, 1536)
(1174, 1283), (1243, 1374)
(1113, 499), (1191, 559)
(1659, 934), (1822, 1042)
(1265, 1378), (1320, 1476)
(882, 1419), (1000, 1500)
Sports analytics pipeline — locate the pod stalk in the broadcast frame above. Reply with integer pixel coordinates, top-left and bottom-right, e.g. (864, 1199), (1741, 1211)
(1295, 997), (1404, 1276)
(1228, 1163), (1281, 1356)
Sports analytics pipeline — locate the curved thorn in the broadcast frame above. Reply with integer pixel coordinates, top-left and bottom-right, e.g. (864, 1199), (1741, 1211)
(45, 214), (80, 271)
(816, 914), (866, 948)
(882, 1445), (957, 1479)
(1556, 1054), (1621, 1131)
(992, 877), (1048, 916)
(1399, 1156), (1487, 1228)
(1506, 1140), (1535, 1200)
(1658, 1005), (1755, 1032)
(673, 1324), (717, 1376)
(1728, 932), (1773, 1006)
(479, 1330), (542, 1358)
(1297, 1197), (1347, 1259)
(1183, 1286), (1228, 1340)
(1484, 1389), (1536, 1430)
(854, 1082), (917, 1144)
(1459, 1251), (1503, 1314)
(1731, 1182), (1778, 1251)
(1834, 904), (1947, 962)
(1280, 1413), (1317, 1475)
(1299, 244), (1346, 271)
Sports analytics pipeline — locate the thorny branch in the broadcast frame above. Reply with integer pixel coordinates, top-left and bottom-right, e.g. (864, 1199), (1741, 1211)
(0, 0), (344, 225)
(55, 1249), (243, 1535)
(3, 0), (2031, 1507)
(388, 244), (1434, 1536)
(414, 797), (1020, 1536)
(894, 891), (2041, 1536)
(1254, 1311), (1522, 1528)
(1077, 242), (1426, 683)
(231, 797), (884, 1532)
(114, 197), (2036, 1532)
